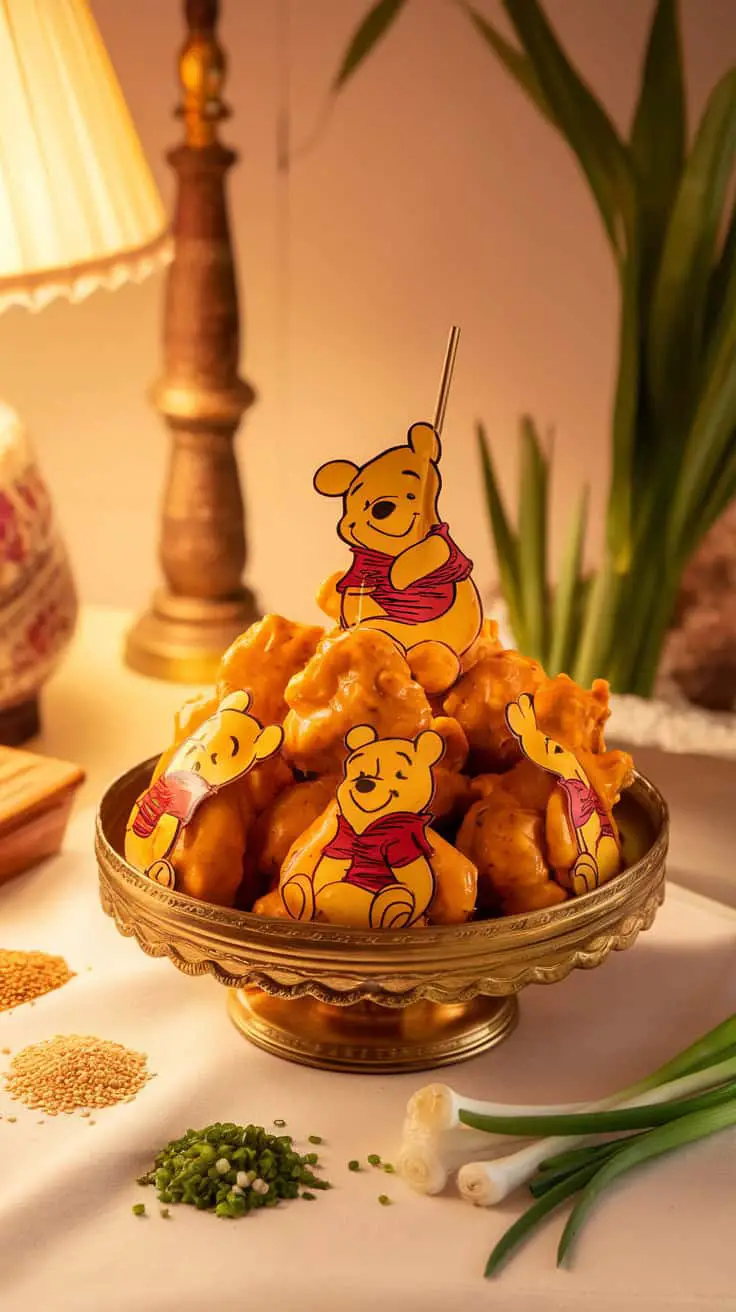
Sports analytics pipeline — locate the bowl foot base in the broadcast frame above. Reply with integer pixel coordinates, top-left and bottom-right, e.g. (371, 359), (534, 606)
(227, 989), (519, 1074)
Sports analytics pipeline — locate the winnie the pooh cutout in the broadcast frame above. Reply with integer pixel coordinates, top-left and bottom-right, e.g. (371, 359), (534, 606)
(314, 421), (483, 694)
(125, 691), (284, 890)
(281, 724), (445, 929)
(505, 692), (622, 897)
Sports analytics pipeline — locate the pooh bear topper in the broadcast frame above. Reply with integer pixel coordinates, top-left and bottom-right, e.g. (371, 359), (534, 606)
(314, 421), (483, 691)
(505, 693), (622, 897)
(125, 691), (284, 891)
(281, 724), (445, 930)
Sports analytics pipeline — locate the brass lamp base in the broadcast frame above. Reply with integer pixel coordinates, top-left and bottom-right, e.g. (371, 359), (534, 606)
(125, 587), (259, 685)
(227, 990), (519, 1074)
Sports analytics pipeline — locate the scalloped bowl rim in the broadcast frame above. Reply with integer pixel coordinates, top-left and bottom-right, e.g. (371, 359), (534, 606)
(96, 756), (669, 951)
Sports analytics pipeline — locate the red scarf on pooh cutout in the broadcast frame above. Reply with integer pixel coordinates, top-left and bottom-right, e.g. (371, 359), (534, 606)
(336, 523), (473, 624)
(322, 812), (433, 893)
(557, 777), (616, 840)
(131, 770), (215, 839)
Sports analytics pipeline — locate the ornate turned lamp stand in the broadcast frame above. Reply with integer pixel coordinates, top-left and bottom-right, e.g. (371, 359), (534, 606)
(125, 0), (260, 684)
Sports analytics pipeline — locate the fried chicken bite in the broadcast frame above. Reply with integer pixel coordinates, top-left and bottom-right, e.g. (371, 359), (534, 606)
(460, 618), (502, 673)
(471, 759), (556, 811)
(581, 747), (634, 810)
(532, 674), (611, 755)
(282, 628), (433, 774)
(430, 771), (469, 834)
(251, 888), (291, 918)
(407, 642), (465, 697)
(430, 716), (469, 772)
(444, 650), (546, 771)
(457, 794), (567, 916)
(248, 776), (340, 890)
(218, 614), (324, 725)
(169, 784), (252, 907)
(426, 832), (477, 925)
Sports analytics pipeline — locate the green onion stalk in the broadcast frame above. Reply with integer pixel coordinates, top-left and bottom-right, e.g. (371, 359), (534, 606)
(405, 1014), (736, 1136)
(454, 1046), (736, 1206)
(483, 1098), (736, 1277)
(325, 0), (736, 697)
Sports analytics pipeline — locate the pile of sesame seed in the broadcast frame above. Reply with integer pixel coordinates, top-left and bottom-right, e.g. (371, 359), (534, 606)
(0, 949), (75, 1012)
(3, 1034), (151, 1115)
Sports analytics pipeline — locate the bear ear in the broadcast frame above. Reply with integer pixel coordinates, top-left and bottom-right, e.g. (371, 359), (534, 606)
(314, 460), (360, 497)
(414, 729), (445, 768)
(219, 690), (252, 715)
(345, 724), (378, 752)
(407, 422), (441, 463)
(254, 723), (284, 761)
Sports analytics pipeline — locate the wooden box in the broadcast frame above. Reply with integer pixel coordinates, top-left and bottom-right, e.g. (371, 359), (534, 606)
(0, 746), (85, 887)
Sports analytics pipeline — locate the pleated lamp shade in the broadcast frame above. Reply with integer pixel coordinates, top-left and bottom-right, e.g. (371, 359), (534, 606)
(0, 0), (171, 314)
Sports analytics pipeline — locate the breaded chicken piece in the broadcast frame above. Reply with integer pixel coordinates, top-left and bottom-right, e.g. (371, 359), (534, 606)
(459, 618), (502, 673)
(444, 650), (546, 771)
(218, 614), (324, 725)
(457, 794), (567, 916)
(430, 716), (469, 772)
(169, 785), (252, 908)
(426, 832), (478, 925)
(282, 628), (433, 774)
(532, 674), (611, 755)
(248, 776), (340, 889)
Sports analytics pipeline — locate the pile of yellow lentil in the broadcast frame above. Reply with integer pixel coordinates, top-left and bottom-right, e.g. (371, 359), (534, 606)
(0, 949), (74, 1011)
(3, 1034), (151, 1115)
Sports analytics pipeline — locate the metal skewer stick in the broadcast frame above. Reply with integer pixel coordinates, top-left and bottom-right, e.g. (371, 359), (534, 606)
(433, 325), (461, 435)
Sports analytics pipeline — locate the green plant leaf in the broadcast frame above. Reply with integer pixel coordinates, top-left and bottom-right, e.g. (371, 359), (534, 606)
(500, 0), (639, 263)
(647, 67), (736, 431)
(694, 434), (736, 543)
(517, 416), (549, 663)
(607, 256), (640, 568)
(460, 4), (556, 127)
(476, 422), (526, 648)
(705, 195), (736, 339)
(629, 0), (686, 295)
(669, 341), (736, 554)
(549, 485), (588, 676)
(331, 0), (408, 94)
(571, 554), (622, 688)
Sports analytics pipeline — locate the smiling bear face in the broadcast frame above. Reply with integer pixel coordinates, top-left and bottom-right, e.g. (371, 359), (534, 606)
(167, 690), (284, 789)
(336, 723), (445, 834)
(314, 422), (442, 559)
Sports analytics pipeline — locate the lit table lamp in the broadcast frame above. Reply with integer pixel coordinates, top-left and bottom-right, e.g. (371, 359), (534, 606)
(0, 0), (170, 744)
(124, 0), (260, 685)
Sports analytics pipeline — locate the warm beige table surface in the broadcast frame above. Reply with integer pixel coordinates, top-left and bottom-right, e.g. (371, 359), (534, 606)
(0, 605), (733, 1312)
(33, 604), (736, 910)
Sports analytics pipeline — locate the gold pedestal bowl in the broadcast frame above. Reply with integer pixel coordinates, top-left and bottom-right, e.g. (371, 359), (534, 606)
(95, 760), (668, 1075)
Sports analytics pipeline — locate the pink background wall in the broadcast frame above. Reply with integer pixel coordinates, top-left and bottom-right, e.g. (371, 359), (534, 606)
(1, 0), (733, 625)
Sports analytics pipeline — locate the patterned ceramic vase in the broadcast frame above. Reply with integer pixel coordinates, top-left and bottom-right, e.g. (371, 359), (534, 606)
(0, 402), (77, 744)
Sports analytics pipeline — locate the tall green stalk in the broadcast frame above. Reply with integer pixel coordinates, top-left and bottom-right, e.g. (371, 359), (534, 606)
(327, 0), (736, 696)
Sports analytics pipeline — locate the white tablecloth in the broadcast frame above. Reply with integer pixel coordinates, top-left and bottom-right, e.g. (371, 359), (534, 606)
(1, 808), (736, 1312)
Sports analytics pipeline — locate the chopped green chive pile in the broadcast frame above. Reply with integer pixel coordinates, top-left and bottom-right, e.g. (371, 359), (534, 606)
(367, 1153), (381, 1166)
(135, 1122), (331, 1219)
